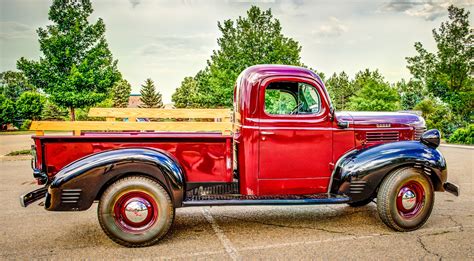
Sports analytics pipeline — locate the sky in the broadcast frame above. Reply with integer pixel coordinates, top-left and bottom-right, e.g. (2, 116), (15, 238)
(0, 0), (473, 103)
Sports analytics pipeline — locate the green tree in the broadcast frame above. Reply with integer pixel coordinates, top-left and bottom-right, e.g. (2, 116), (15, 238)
(16, 92), (46, 120)
(112, 79), (132, 108)
(414, 98), (461, 137)
(139, 78), (163, 108)
(172, 77), (199, 108)
(175, 6), (303, 108)
(326, 71), (353, 110)
(0, 94), (16, 127)
(347, 70), (400, 111)
(17, 0), (121, 121)
(0, 71), (35, 101)
(406, 5), (473, 120)
(41, 100), (68, 121)
(396, 79), (425, 110)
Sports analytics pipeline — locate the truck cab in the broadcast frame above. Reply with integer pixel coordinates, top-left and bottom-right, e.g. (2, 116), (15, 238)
(21, 64), (458, 247)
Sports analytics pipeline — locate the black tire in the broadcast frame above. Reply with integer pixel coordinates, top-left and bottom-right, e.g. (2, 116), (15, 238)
(348, 197), (374, 207)
(377, 167), (434, 231)
(98, 176), (174, 247)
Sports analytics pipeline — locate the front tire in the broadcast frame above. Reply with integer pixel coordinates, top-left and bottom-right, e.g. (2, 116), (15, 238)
(98, 176), (174, 247)
(377, 167), (434, 231)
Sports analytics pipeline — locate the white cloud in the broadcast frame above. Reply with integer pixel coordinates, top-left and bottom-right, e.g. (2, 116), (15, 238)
(312, 17), (348, 37)
(129, 0), (140, 8)
(381, 0), (473, 21)
(0, 21), (33, 40)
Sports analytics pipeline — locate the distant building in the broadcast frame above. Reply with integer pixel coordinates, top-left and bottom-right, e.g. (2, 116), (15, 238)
(128, 94), (142, 108)
(128, 94), (175, 109)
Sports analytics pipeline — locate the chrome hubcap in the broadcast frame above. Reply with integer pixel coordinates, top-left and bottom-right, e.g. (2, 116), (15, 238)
(401, 190), (417, 210)
(124, 199), (149, 223)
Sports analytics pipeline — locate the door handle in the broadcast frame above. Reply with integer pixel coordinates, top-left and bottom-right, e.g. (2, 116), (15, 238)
(260, 131), (275, 135)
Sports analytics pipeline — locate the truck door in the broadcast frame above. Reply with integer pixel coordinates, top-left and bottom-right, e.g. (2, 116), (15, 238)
(258, 77), (333, 195)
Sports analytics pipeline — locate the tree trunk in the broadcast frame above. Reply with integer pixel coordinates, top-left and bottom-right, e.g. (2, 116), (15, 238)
(69, 107), (76, 121)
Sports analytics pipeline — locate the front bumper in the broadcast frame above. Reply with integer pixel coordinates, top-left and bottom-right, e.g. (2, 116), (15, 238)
(20, 186), (48, 207)
(443, 182), (459, 197)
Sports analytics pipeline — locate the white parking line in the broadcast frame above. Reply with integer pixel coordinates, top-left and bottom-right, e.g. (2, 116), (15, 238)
(202, 208), (240, 260)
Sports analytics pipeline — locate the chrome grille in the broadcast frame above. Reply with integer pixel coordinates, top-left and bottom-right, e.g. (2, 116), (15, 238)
(414, 127), (426, 140)
(61, 189), (81, 204)
(366, 131), (399, 143)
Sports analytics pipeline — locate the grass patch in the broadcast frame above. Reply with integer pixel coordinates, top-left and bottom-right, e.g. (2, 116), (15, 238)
(6, 149), (31, 156)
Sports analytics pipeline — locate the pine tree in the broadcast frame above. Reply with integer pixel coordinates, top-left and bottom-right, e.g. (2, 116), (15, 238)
(112, 79), (132, 108)
(139, 78), (163, 108)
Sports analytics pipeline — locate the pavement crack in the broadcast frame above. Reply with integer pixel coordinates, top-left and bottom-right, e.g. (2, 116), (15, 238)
(220, 214), (356, 236)
(447, 215), (464, 232)
(417, 236), (442, 260)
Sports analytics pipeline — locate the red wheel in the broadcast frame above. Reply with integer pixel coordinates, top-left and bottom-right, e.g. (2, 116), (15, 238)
(98, 176), (174, 247)
(395, 181), (425, 219)
(377, 168), (434, 231)
(113, 191), (159, 233)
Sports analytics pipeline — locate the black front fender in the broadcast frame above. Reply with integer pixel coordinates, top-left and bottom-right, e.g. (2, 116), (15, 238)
(45, 148), (185, 211)
(330, 141), (447, 202)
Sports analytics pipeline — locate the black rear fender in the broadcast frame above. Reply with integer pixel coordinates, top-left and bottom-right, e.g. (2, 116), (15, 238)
(330, 141), (447, 202)
(45, 148), (185, 211)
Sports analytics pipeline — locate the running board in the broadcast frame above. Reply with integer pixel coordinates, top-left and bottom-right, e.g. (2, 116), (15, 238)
(182, 193), (350, 207)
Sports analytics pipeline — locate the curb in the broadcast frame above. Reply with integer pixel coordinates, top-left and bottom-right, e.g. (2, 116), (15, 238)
(439, 144), (474, 150)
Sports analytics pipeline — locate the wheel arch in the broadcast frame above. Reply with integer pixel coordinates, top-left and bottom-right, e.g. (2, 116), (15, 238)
(46, 148), (186, 211)
(330, 141), (447, 203)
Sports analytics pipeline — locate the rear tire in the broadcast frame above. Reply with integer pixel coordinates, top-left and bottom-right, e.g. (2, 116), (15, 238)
(98, 176), (174, 247)
(377, 167), (434, 231)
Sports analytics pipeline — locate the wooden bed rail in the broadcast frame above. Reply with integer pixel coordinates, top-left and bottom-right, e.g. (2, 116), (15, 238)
(30, 108), (233, 136)
(88, 108), (231, 122)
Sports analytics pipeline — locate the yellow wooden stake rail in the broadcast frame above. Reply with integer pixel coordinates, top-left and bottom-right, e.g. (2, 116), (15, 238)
(31, 108), (233, 136)
(30, 121), (233, 135)
(88, 108), (231, 122)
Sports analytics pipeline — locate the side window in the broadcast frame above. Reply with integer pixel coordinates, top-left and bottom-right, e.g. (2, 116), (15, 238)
(264, 82), (320, 116)
(265, 89), (297, 115)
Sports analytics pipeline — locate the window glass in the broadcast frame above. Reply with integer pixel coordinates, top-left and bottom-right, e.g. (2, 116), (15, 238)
(265, 89), (297, 115)
(264, 82), (320, 115)
(297, 83), (320, 114)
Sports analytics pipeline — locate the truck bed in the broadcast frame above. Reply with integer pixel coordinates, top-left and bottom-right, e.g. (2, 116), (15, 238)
(33, 132), (233, 183)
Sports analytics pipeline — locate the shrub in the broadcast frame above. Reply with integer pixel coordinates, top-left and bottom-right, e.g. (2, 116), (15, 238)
(16, 92), (46, 120)
(20, 119), (32, 130)
(0, 94), (15, 126)
(448, 125), (474, 145)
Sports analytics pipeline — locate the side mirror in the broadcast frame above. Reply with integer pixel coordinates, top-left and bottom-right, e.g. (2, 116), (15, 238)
(420, 129), (441, 148)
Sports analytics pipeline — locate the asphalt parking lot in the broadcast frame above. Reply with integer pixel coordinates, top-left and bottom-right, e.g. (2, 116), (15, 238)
(0, 138), (472, 259)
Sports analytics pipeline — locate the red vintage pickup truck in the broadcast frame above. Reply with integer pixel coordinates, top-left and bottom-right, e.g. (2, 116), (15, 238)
(21, 65), (459, 247)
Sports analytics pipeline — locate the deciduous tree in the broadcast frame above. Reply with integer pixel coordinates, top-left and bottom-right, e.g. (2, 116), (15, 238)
(0, 71), (35, 101)
(406, 5), (473, 120)
(17, 0), (121, 120)
(347, 70), (400, 111)
(0, 94), (15, 127)
(16, 92), (46, 120)
(173, 6), (303, 108)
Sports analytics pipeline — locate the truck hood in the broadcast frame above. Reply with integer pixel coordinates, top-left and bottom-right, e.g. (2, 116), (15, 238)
(336, 111), (425, 128)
